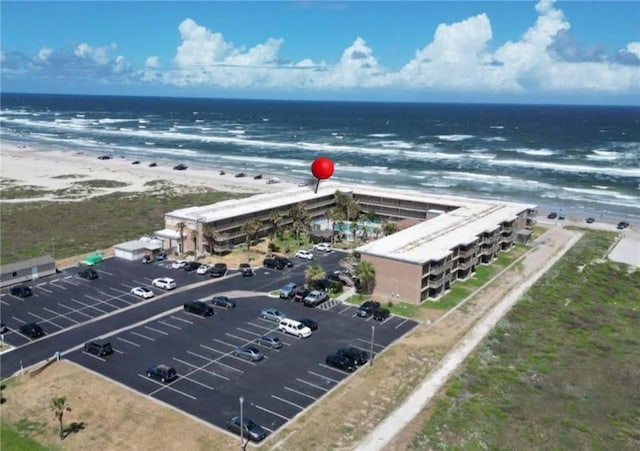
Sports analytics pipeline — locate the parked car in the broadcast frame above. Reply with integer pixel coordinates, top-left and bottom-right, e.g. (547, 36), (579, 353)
(97, 155), (112, 160)
(131, 160), (140, 165)
(279, 282), (298, 299)
(298, 318), (318, 331)
(373, 308), (391, 321)
(232, 345), (264, 361)
(239, 263), (254, 276)
(235, 172), (246, 178)
(210, 295), (236, 309)
(274, 256), (293, 268)
(148, 162), (157, 167)
(278, 318), (312, 338)
(266, 177), (281, 184)
(146, 364), (177, 383)
(253, 174), (262, 180)
(293, 288), (310, 303)
(183, 261), (201, 272)
(154, 252), (167, 261)
(210, 263), (228, 278)
(131, 286), (154, 299)
(257, 334), (283, 349)
(10, 285), (33, 297)
(336, 347), (369, 365)
(19, 322), (45, 339)
(547, 212), (558, 219)
(325, 353), (357, 372)
(171, 260), (187, 269)
(263, 258), (285, 270)
(357, 300), (381, 317)
(313, 242), (332, 252)
(558, 213), (566, 220)
(617, 221), (630, 230)
(141, 255), (153, 264)
(260, 308), (287, 322)
(183, 300), (215, 317)
(152, 277), (176, 290)
(303, 290), (329, 307)
(84, 339), (113, 356)
(173, 163), (188, 170)
(196, 264), (211, 275)
(78, 269), (99, 280)
(295, 249), (314, 260)
(226, 416), (268, 442)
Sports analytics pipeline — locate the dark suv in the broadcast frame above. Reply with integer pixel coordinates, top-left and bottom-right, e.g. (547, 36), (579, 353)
(84, 339), (113, 356)
(19, 322), (45, 339)
(336, 347), (369, 365)
(325, 353), (357, 372)
(210, 263), (228, 278)
(373, 308), (390, 321)
(210, 296), (236, 309)
(263, 258), (285, 270)
(146, 364), (177, 383)
(78, 269), (99, 280)
(183, 261), (201, 272)
(274, 256), (293, 268)
(357, 300), (381, 317)
(183, 300), (214, 316)
(10, 285), (33, 297)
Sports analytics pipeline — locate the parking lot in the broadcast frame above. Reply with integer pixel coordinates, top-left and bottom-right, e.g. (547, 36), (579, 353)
(2, 249), (418, 440)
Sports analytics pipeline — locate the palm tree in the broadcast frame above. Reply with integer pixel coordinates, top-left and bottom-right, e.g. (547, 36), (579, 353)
(241, 219), (262, 254)
(327, 207), (345, 244)
(202, 225), (226, 255)
(288, 204), (310, 249)
(175, 221), (186, 255)
(355, 260), (376, 294)
(382, 221), (398, 236)
(350, 220), (358, 244)
(191, 230), (198, 254)
(268, 211), (284, 239)
(304, 263), (326, 289)
(51, 396), (71, 440)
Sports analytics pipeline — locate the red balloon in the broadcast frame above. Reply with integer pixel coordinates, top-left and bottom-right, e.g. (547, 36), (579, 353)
(311, 157), (335, 180)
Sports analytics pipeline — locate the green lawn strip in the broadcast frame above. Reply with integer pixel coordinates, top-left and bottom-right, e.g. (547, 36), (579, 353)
(0, 190), (245, 264)
(410, 231), (640, 450)
(0, 421), (50, 451)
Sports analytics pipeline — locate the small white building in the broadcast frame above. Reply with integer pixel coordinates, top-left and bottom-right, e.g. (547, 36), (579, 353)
(114, 237), (163, 261)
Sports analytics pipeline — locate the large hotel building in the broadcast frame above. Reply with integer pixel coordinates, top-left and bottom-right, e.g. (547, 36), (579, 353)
(155, 183), (536, 304)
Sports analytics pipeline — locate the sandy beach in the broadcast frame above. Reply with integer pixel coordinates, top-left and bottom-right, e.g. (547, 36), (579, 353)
(0, 142), (299, 202)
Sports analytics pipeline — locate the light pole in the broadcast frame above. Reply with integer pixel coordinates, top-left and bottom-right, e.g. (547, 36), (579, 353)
(370, 325), (375, 366)
(239, 396), (244, 449)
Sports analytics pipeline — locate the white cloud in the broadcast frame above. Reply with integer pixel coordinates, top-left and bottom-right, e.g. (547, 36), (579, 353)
(74, 42), (116, 65)
(625, 42), (640, 59)
(37, 47), (54, 62)
(145, 56), (160, 68)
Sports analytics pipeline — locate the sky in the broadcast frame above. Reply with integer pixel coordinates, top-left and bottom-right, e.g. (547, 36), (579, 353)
(1, 1), (639, 105)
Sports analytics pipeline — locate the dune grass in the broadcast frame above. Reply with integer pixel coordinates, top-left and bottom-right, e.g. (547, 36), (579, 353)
(410, 230), (640, 450)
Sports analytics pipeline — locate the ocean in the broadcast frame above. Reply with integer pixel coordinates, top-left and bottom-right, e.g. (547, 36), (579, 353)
(1, 93), (639, 221)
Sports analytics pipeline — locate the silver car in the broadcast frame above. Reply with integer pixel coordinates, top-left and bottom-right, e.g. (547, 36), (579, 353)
(232, 345), (264, 362)
(260, 308), (287, 322)
(257, 334), (283, 349)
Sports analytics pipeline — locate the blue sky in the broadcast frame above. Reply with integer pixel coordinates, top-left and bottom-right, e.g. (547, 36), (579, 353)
(2, 1), (639, 104)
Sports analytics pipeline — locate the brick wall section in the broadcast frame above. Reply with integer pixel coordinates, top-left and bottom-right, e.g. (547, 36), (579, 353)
(362, 254), (422, 304)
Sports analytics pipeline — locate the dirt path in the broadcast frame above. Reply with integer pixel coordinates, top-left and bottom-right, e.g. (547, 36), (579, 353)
(356, 226), (582, 451)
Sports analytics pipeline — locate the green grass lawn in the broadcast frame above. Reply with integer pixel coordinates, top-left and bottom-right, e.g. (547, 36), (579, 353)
(0, 189), (244, 264)
(0, 421), (51, 451)
(410, 230), (640, 450)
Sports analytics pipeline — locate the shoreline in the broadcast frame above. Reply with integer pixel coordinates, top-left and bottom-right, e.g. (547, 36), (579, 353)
(0, 141), (635, 229)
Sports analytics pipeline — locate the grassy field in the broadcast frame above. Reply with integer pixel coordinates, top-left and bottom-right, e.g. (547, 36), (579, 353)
(0, 186), (244, 264)
(409, 230), (640, 450)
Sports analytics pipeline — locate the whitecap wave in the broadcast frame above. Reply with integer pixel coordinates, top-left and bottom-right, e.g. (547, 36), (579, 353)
(437, 134), (474, 141)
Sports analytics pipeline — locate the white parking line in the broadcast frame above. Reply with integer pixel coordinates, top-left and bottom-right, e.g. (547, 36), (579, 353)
(57, 302), (93, 319)
(296, 378), (328, 392)
(82, 352), (106, 362)
(170, 315), (193, 325)
(38, 285), (54, 293)
(116, 336), (141, 347)
(197, 345), (225, 356)
(271, 395), (304, 410)
(49, 282), (67, 290)
(357, 338), (385, 349)
(196, 347), (245, 374)
(253, 403), (290, 421)
(113, 349), (124, 354)
(308, 370), (339, 384)
(158, 320), (181, 330)
(246, 321), (274, 331)
(28, 311), (65, 329)
(144, 325), (169, 335)
(36, 282), (48, 287)
(262, 425), (275, 433)
(320, 363), (350, 375)
(394, 318), (408, 329)
(12, 315), (26, 323)
(338, 306), (352, 315)
(212, 338), (235, 348)
(43, 307), (79, 323)
(0, 299), (9, 306)
(179, 374), (215, 391)
(130, 331), (155, 341)
(97, 268), (114, 276)
(284, 386), (316, 401)
(83, 294), (120, 309)
(142, 375), (197, 400)
(236, 327), (262, 337)
(173, 357), (230, 381)
(70, 297), (107, 314)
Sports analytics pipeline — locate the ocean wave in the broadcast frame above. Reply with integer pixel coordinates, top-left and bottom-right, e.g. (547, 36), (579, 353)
(377, 140), (414, 149)
(368, 133), (396, 138)
(482, 137), (507, 142)
(489, 125), (504, 129)
(586, 150), (622, 161)
(436, 134), (474, 142)
(488, 159), (640, 178)
(511, 148), (555, 156)
(562, 186), (639, 201)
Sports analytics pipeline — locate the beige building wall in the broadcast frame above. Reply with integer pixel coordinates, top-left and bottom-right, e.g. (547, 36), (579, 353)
(362, 254), (423, 304)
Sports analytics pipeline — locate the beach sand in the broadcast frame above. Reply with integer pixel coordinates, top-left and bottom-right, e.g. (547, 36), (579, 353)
(1, 142), (297, 202)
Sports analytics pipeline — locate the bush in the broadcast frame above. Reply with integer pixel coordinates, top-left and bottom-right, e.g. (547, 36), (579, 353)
(328, 281), (344, 294)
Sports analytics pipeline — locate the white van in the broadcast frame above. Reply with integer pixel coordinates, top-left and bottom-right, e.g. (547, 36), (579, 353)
(278, 319), (312, 338)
